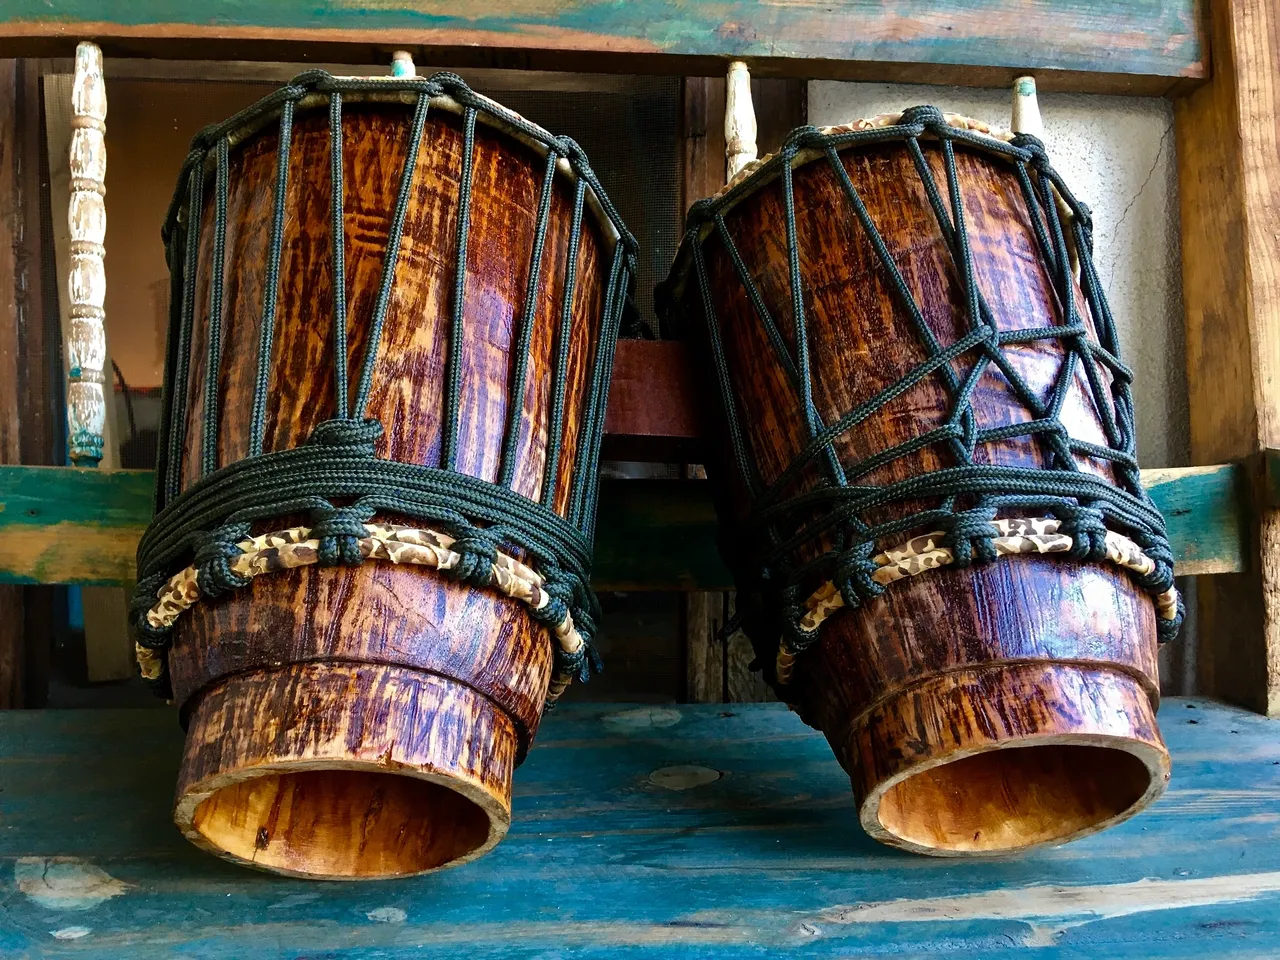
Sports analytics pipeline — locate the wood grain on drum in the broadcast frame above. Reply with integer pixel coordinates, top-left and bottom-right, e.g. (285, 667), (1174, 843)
(164, 100), (612, 878)
(683, 137), (1169, 854)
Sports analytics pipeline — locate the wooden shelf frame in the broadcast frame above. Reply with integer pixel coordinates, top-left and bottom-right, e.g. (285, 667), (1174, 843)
(0, 458), (1251, 592)
(1, 0), (1278, 717)
(1174, 0), (1280, 714)
(0, 1), (1205, 95)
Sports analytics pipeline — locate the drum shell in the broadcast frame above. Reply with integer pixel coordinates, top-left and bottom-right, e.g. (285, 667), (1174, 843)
(164, 100), (613, 877)
(681, 136), (1168, 854)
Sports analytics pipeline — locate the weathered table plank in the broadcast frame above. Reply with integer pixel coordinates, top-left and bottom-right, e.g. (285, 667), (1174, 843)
(0, 1), (1204, 95)
(0, 699), (1278, 958)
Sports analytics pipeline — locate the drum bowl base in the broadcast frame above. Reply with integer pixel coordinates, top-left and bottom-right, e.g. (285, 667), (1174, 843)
(172, 661), (515, 880)
(844, 662), (1170, 856)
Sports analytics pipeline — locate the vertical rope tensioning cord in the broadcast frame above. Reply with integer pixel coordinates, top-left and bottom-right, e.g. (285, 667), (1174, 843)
(135, 71), (640, 703)
(248, 99), (295, 459)
(658, 108), (1182, 693)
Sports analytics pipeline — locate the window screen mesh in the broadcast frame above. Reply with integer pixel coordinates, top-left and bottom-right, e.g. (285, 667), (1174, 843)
(496, 82), (680, 336)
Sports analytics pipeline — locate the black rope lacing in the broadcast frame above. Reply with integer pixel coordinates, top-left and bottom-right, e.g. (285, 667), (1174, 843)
(138, 71), (638, 700)
(658, 107), (1182, 691)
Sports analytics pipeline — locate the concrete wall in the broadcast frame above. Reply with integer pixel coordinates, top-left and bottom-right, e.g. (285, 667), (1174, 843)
(810, 82), (1187, 470)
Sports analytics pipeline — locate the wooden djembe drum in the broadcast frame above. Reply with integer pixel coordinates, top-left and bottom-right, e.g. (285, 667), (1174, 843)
(660, 106), (1182, 855)
(131, 70), (634, 879)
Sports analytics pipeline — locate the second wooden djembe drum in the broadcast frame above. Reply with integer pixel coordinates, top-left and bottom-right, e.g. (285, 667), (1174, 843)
(131, 71), (634, 879)
(660, 107), (1182, 855)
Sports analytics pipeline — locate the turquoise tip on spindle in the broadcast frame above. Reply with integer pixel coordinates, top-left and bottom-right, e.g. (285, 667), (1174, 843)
(391, 51), (415, 78)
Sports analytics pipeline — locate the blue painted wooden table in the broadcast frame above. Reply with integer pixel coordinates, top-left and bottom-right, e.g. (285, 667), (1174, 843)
(0, 699), (1277, 958)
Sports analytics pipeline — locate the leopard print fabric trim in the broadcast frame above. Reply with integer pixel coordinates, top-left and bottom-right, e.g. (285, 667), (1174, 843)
(776, 517), (1181, 684)
(723, 112), (1013, 194)
(136, 522), (584, 701)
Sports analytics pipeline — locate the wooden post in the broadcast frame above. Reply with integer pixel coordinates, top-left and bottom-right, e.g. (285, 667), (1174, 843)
(724, 61), (757, 181)
(1175, 0), (1280, 714)
(54, 46), (131, 681)
(0, 60), (24, 706)
(16, 60), (54, 707)
(681, 72), (803, 703)
(66, 41), (106, 468)
(1010, 75), (1043, 138)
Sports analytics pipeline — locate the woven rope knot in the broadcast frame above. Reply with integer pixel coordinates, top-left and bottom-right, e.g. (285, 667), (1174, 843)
(784, 125), (823, 155)
(1158, 591), (1185, 644)
(777, 580), (820, 656)
(946, 507), (1000, 567)
(900, 104), (945, 128)
(1060, 504), (1110, 561)
(526, 566), (574, 628)
(1133, 535), (1176, 594)
(554, 135), (592, 174)
(450, 534), (497, 588)
(131, 572), (173, 647)
(194, 522), (253, 598)
(554, 633), (603, 685)
(1117, 534), (1182, 641)
(306, 418), (383, 455)
(836, 541), (886, 610)
(426, 72), (467, 97)
(311, 503), (375, 566)
(1010, 132), (1049, 165)
(528, 572), (586, 680)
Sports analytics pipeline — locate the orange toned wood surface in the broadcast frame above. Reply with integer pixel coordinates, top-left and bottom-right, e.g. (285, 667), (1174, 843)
(601, 338), (704, 461)
(165, 99), (612, 878)
(681, 139), (1167, 854)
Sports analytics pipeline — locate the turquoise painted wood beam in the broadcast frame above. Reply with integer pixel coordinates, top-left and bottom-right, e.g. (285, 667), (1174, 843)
(0, 462), (1247, 589)
(0, 1), (1204, 94)
(0, 699), (1276, 956)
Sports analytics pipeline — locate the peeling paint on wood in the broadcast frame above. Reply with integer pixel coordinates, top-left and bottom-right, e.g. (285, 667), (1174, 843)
(14, 858), (129, 911)
(0, 1), (1204, 93)
(0, 699), (1276, 957)
(821, 870), (1280, 925)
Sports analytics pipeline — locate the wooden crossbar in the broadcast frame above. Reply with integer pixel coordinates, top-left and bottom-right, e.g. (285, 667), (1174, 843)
(0, 461), (1247, 591)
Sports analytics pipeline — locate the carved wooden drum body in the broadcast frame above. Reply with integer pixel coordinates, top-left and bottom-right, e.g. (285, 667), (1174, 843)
(661, 108), (1182, 855)
(134, 72), (634, 879)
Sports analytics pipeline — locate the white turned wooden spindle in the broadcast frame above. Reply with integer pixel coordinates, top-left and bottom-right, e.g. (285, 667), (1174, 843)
(725, 61), (757, 182)
(67, 41), (107, 467)
(1011, 75), (1043, 139)
(1012, 75), (1079, 278)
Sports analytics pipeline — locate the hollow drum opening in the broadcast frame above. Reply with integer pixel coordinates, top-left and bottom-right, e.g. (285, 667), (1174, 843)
(875, 744), (1153, 853)
(192, 768), (493, 879)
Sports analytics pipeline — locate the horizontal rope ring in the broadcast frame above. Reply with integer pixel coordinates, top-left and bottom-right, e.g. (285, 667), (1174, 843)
(134, 521), (585, 703)
(774, 516), (1181, 685)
